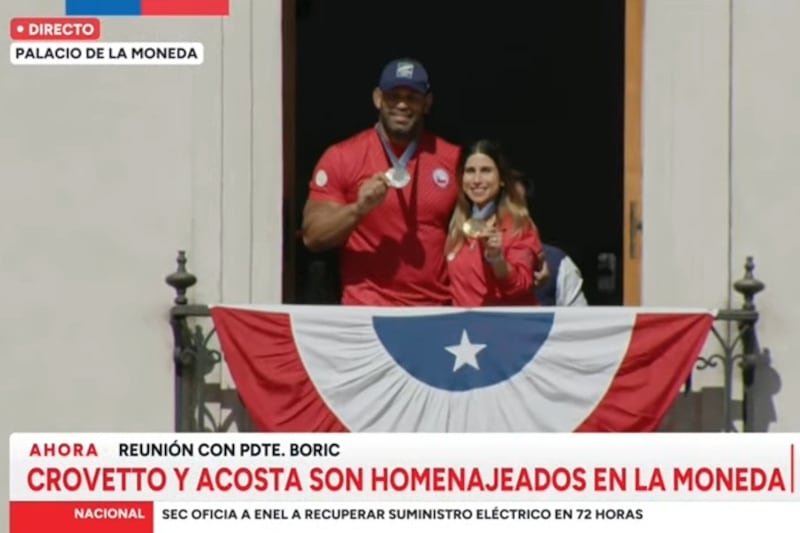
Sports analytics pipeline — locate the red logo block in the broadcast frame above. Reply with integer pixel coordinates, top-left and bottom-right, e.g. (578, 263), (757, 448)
(10, 501), (153, 533)
(10, 17), (101, 40)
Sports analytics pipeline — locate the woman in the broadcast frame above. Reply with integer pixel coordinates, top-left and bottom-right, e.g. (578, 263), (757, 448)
(446, 140), (543, 307)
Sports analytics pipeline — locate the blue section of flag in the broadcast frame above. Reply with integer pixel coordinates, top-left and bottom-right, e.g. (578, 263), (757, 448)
(373, 311), (555, 391)
(66, 0), (142, 16)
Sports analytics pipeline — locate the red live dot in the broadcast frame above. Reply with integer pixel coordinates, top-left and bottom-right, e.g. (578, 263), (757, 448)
(10, 17), (101, 41)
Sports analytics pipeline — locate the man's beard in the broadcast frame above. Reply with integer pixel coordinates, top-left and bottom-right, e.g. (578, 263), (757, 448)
(380, 115), (420, 143)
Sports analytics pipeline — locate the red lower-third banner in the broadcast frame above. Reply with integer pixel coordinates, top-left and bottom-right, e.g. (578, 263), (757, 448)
(10, 501), (153, 533)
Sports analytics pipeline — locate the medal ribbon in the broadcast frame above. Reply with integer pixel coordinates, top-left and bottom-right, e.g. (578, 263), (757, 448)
(471, 201), (498, 220)
(375, 124), (417, 178)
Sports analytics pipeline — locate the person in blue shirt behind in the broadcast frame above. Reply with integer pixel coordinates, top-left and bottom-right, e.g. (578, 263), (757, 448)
(535, 243), (588, 306)
(515, 180), (588, 306)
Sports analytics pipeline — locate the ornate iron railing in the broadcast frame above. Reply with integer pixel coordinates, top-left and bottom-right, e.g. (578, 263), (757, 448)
(166, 253), (767, 433)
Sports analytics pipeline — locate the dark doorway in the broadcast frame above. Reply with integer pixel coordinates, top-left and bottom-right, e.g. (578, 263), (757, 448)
(289, 0), (625, 306)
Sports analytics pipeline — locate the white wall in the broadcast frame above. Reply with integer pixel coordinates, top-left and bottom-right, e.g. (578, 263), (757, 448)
(730, 0), (800, 432)
(642, 1), (735, 431)
(643, 0), (798, 431)
(0, 0), (284, 525)
(642, 1), (732, 311)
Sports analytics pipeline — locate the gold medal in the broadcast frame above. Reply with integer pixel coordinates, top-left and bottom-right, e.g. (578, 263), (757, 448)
(462, 218), (487, 238)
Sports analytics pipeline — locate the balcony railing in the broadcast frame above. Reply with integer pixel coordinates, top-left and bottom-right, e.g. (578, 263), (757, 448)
(166, 253), (768, 433)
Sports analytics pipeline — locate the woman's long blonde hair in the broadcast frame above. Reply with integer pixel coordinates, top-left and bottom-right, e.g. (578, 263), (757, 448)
(446, 140), (535, 256)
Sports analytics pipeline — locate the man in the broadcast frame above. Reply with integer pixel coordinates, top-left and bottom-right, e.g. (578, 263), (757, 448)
(302, 58), (461, 306)
(535, 243), (589, 306)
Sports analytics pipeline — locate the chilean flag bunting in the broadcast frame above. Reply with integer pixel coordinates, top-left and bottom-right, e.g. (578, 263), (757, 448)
(209, 306), (715, 433)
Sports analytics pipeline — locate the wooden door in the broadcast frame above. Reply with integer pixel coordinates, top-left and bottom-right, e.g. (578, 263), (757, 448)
(624, 0), (644, 305)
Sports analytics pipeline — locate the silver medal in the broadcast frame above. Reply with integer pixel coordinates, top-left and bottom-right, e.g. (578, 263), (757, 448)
(385, 167), (411, 189)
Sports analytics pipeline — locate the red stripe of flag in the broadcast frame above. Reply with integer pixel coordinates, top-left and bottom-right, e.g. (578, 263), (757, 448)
(577, 312), (714, 432)
(210, 308), (349, 432)
(141, 0), (229, 16)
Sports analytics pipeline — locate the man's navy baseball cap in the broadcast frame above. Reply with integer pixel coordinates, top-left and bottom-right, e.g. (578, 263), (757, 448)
(378, 58), (430, 94)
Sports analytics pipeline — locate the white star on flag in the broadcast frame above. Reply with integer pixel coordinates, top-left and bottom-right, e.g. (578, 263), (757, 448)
(445, 330), (487, 372)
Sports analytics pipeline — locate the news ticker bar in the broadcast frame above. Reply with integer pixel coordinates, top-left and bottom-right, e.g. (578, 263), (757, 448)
(65, 0), (229, 17)
(9, 433), (799, 502)
(8, 501), (800, 533)
(7, 433), (800, 532)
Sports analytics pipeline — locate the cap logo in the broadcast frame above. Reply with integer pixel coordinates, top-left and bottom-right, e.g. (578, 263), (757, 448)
(396, 62), (414, 79)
